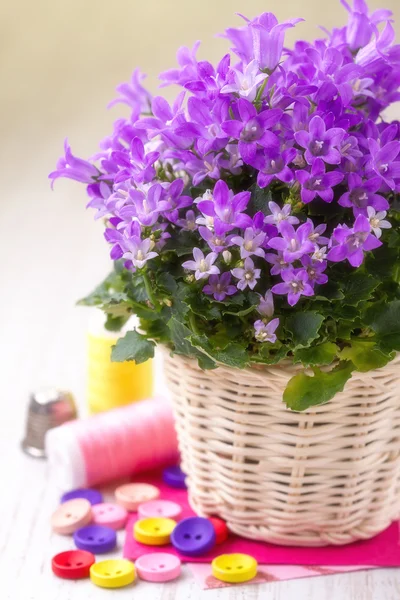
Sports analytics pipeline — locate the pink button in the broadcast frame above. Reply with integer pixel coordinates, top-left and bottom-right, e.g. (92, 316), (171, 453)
(135, 553), (181, 583)
(92, 503), (128, 530)
(51, 498), (92, 535)
(138, 500), (182, 521)
(115, 483), (160, 512)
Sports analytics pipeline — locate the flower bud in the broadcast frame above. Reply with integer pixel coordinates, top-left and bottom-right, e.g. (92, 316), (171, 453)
(222, 250), (232, 265)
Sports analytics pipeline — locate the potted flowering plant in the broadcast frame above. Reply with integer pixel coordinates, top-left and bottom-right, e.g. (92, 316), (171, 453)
(52, 0), (400, 545)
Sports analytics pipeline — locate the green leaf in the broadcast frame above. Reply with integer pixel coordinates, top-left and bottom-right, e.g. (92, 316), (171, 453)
(340, 341), (394, 372)
(166, 317), (216, 369)
(294, 342), (338, 367)
(341, 272), (380, 306)
(104, 314), (131, 332)
(77, 268), (125, 306)
(255, 343), (288, 365)
(111, 330), (155, 364)
(365, 300), (400, 352)
(285, 311), (324, 349)
(223, 304), (257, 317)
(315, 280), (345, 302)
(247, 184), (274, 216)
(365, 244), (398, 279)
(283, 362), (354, 411)
(188, 334), (250, 368)
(157, 272), (178, 295)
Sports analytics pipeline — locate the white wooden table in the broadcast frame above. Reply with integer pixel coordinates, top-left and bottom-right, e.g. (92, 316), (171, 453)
(1, 163), (399, 600)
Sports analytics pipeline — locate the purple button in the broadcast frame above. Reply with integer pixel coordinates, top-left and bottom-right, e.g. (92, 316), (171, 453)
(171, 517), (216, 556)
(73, 524), (116, 554)
(162, 466), (187, 489)
(61, 488), (103, 506)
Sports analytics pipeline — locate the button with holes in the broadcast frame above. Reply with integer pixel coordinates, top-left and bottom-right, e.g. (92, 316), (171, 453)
(90, 559), (135, 588)
(171, 516), (216, 556)
(134, 517), (177, 546)
(208, 517), (229, 544)
(61, 488), (103, 506)
(115, 483), (160, 511)
(73, 524), (117, 554)
(92, 502), (128, 530)
(162, 465), (187, 489)
(51, 498), (92, 535)
(138, 499), (182, 521)
(135, 552), (181, 582)
(211, 553), (257, 583)
(51, 550), (95, 579)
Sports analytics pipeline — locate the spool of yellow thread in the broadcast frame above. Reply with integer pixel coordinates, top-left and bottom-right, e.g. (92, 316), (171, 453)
(87, 314), (153, 414)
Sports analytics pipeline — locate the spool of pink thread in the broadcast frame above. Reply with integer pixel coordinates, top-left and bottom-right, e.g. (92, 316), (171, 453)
(45, 398), (179, 490)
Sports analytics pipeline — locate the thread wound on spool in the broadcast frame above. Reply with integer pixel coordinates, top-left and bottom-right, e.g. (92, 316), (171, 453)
(45, 398), (179, 490)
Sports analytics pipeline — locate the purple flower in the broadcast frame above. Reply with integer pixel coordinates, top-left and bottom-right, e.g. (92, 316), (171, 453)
(271, 268), (314, 306)
(301, 255), (328, 285)
(122, 237), (158, 269)
(160, 179), (192, 222)
(264, 201), (299, 230)
(220, 59), (267, 102)
(254, 318), (280, 343)
(268, 221), (315, 263)
(257, 148), (296, 188)
(221, 99), (281, 164)
(257, 290), (274, 317)
(175, 97), (229, 154)
(231, 257), (261, 291)
(118, 183), (165, 227)
(176, 210), (197, 231)
(182, 248), (220, 280)
(197, 180), (252, 233)
(311, 246), (328, 262)
(306, 219), (330, 246)
(203, 272), (237, 301)
(265, 251), (290, 275)
(327, 214), (382, 267)
(108, 68), (152, 117)
(187, 152), (222, 186)
(339, 135), (363, 165)
(367, 139), (400, 191)
(199, 221), (233, 253)
(248, 13), (303, 71)
(296, 158), (345, 203)
(49, 139), (99, 187)
(231, 227), (266, 259)
(294, 115), (345, 165)
(112, 137), (159, 184)
(338, 173), (389, 212)
(341, 0), (392, 51)
(367, 207), (391, 239)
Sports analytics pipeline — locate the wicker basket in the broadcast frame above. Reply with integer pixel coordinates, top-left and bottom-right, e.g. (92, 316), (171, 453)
(163, 349), (400, 546)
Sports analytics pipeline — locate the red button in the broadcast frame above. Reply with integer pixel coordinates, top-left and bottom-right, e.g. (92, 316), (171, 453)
(52, 550), (95, 579)
(208, 517), (229, 544)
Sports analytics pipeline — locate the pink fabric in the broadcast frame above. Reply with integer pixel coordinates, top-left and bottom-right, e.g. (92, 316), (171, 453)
(123, 470), (400, 566)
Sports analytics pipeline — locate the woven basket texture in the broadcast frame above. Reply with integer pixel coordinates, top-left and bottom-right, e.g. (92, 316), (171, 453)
(163, 349), (400, 546)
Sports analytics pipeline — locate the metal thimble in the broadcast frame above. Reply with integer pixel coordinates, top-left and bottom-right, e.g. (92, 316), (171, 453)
(21, 388), (78, 458)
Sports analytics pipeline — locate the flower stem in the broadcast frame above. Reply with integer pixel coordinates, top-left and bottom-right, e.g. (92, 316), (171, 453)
(143, 271), (158, 308)
(254, 77), (268, 107)
(189, 312), (200, 336)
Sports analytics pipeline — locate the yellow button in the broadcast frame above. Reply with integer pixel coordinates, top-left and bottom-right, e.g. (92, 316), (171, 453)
(134, 517), (177, 546)
(90, 559), (135, 589)
(211, 553), (257, 584)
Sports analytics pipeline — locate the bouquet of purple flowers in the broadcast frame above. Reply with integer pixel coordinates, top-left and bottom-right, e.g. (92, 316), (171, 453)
(51, 0), (400, 410)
